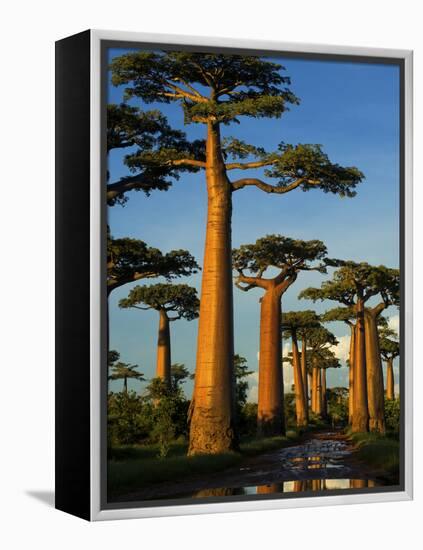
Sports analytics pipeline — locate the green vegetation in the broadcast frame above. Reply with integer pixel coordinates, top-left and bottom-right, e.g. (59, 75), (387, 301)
(384, 398), (400, 434)
(350, 431), (400, 478)
(108, 449), (240, 496)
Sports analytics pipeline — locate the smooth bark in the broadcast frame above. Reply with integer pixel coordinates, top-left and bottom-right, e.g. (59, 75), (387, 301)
(386, 358), (395, 400)
(257, 286), (285, 436)
(156, 309), (171, 387)
(352, 299), (369, 432)
(292, 333), (307, 426)
(301, 336), (309, 419)
(189, 122), (237, 455)
(348, 324), (356, 425)
(364, 307), (386, 433)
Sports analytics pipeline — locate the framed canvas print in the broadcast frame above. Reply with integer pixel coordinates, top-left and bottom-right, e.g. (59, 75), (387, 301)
(55, 29), (413, 521)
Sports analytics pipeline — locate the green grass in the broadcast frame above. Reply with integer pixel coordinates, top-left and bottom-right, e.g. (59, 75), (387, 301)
(350, 432), (400, 477)
(108, 440), (187, 461)
(108, 451), (241, 496)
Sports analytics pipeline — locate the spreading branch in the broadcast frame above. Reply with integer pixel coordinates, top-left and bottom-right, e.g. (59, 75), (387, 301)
(231, 177), (311, 193)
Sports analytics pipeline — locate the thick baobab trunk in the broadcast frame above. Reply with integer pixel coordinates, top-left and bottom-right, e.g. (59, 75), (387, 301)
(292, 333), (307, 427)
(364, 310), (386, 434)
(348, 325), (355, 425)
(189, 122), (236, 455)
(301, 336), (309, 419)
(321, 368), (327, 417)
(386, 358), (395, 400)
(156, 309), (171, 387)
(352, 300), (369, 433)
(123, 376), (128, 393)
(257, 286), (285, 436)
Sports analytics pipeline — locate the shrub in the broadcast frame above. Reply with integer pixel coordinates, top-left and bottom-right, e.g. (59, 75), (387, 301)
(385, 398), (400, 434)
(237, 402), (258, 437)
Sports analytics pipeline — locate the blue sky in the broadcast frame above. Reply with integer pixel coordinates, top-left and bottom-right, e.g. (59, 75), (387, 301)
(107, 48), (400, 399)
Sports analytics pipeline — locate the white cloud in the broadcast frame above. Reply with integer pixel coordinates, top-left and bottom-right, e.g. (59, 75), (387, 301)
(388, 314), (400, 335)
(330, 334), (350, 365)
(246, 371), (259, 403)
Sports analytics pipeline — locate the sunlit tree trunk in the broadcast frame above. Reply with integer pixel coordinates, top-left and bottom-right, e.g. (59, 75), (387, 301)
(292, 333), (308, 427)
(364, 308), (386, 434)
(156, 309), (171, 387)
(386, 358), (395, 400)
(348, 324), (356, 424)
(257, 285), (285, 436)
(352, 299), (369, 433)
(301, 336), (309, 419)
(189, 122), (237, 455)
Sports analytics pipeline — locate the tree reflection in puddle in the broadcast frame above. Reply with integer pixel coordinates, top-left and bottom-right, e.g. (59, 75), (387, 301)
(191, 478), (380, 498)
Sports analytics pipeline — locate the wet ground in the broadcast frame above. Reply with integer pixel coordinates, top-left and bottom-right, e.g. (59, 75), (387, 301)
(113, 431), (392, 502)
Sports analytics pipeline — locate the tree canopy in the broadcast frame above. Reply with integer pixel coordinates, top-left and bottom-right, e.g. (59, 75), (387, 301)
(110, 52), (364, 198)
(233, 235), (328, 292)
(107, 102), (204, 205)
(107, 233), (199, 294)
(119, 283), (200, 321)
(170, 363), (193, 392)
(281, 310), (321, 338)
(321, 306), (356, 326)
(299, 261), (399, 309)
(306, 325), (338, 351)
(307, 346), (341, 371)
(379, 326), (400, 361)
(108, 361), (145, 388)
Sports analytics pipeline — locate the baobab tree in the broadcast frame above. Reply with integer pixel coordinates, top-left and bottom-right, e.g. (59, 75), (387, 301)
(304, 326), (338, 417)
(107, 231), (199, 296)
(119, 283), (199, 388)
(313, 348), (341, 417)
(300, 261), (399, 433)
(379, 326), (400, 400)
(292, 310), (320, 416)
(233, 235), (328, 435)
(108, 361), (144, 393)
(282, 311), (320, 426)
(111, 51), (363, 454)
(322, 306), (356, 424)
